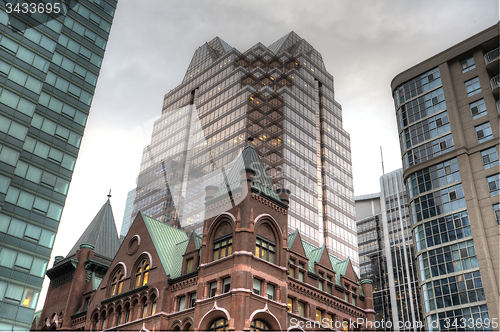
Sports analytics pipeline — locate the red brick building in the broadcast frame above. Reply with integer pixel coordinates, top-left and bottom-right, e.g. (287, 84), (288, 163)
(34, 143), (375, 331)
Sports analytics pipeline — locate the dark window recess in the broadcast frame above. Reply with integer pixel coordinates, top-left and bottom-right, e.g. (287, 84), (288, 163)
(50, 270), (75, 289)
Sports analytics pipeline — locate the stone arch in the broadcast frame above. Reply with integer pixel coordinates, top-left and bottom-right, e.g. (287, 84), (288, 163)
(248, 304), (281, 331)
(207, 215), (235, 262)
(169, 319), (182, 331)
(182, 316), (194, 330)
(197, 301), (231, 331)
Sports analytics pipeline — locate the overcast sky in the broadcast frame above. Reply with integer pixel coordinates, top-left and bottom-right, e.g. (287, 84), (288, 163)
(36, 0), (498, 310)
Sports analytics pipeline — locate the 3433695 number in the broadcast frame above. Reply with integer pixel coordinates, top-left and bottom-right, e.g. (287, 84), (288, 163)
(5, 2), (61, 14)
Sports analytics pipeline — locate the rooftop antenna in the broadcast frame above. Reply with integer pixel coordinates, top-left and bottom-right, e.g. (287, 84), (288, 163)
(107, 189), (112, 198)
(380, 146), (385, 175)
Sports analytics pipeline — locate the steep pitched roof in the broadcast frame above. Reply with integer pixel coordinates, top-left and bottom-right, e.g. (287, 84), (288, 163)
(66, 199), (120, 260)
(211, 142), (282, 203)
(267, 31), (326, 69)
(141, 212), (188, 278)
(183, 36), (233, 82)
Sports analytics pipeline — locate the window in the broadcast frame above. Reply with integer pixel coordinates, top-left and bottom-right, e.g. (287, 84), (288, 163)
(470, 99), (487, 120)
(266, 284), (274, 300)
(213, 236), (232, 261)
(318, 280), (323, 291)
(352, 296), (357, 306)
(125, 306), (130, 323)
(326, 313), (333, 328)
(327, 284), (332, 294)
(209, 318), (228, 331)
(316, 309), (322, 322)
(253, 278), (261, 295)
(494, 204), (500, 225)
(460, 56), (475, 73)
(222, 277), (230, 293)
(287, 297), (293, 311)
(465, 77), (481, 97)
(151, 295), (157, 315)
(116, 308), (122, 325)
(299, 270), (304, 282)
(190, 292), (196, 308)
(186, 258), (194, 273)
(142, 304), (147, 318)
(210, 281), (217, 297)
(250, 320), (269, 331)
(178, 296), (186, 311)
(110, 269), (124, 297)
(481, 147), (499, 169)
(135, 259), (150, 288)
(297, 301), (305, 316)
(475, 122), (493, 143)
(345, 292), (349, 302)
(255, 236), (275, 263)
(289, 266), (295, 278)
(487, 174), (499, 196)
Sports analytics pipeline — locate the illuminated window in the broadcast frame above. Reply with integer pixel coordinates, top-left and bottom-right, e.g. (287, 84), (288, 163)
(213, 236), (232, 261)
(287, 297), (293, 312)
(135, 259), (149, 288)
(289, 266), (295, 278)
(255, 236), (275, 263)
(151, 295), (157, 315)
(209, 318), (228, 331)
(326, 313), (333, 328)
(110, 269), (124, 297)
(315, 309), (322, 322)
(250, 320), (269, 331)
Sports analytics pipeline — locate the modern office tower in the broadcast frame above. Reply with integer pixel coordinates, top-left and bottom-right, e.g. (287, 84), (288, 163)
(132, 32), (359, 271)
(119, 188), (135, 237)
(0, 1), (117, 329)
(391, 23), (499, 331)
(356, 169), (423, 331)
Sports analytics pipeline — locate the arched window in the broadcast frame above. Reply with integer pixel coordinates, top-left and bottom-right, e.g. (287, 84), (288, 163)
(135, 259), (149, 288)
(255, 236), (275, 263)
(151, 294), (157, 315)
(110, 269), (124, 297)
(209, 318), (228, 331)
(250, 320), (269, 331)
(124, 304), (130, 323)
(116, 306), (122, 326)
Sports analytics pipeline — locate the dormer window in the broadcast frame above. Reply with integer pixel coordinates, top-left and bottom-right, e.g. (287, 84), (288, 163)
(213, 236), (232, 261)
(135, 259), (149, 288)
(186, 258), (194, 273)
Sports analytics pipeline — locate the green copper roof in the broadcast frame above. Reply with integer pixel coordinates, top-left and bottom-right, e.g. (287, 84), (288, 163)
(287, 229), (299, 249)
(212, 142), (282, 203)
(141, 212), (189, 278)
(289, 233), (355, 287)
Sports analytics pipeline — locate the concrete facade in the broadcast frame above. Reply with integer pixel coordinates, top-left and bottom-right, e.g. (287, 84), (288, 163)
(391, 23), (499, 331)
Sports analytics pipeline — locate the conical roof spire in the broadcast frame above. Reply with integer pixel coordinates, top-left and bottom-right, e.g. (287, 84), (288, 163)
(66, 197), (120, 260)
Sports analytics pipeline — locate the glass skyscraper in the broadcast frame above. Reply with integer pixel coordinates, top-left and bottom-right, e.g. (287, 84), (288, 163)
(0, 0), (116, 329)
(356, 169), (423, 331)
(391, 23), (498, 331)
(132, 32), (359, 271)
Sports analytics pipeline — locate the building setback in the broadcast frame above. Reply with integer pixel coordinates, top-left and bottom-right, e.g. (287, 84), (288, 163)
(355, 169), (423, 331)
(391, 23), (499, 330)
(130, 32), (359, 272)
(0, 1), (117, 329)
(34, 143), (375, 331)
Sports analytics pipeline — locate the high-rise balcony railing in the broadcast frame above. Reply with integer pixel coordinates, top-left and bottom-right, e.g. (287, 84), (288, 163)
(496, 100), (500, 117)
(492, 74), (499, 100)
(484, 47), (499, 65)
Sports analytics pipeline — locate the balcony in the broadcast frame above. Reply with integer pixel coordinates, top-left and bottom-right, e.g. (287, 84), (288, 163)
(484, 47), (499, 77)
(496, 100), (500, 117)
(491, 74), (499, 99)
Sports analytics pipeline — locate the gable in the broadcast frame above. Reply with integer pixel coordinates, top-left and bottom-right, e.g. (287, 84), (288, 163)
(317, 246), (334, 272)
(288, 230), (307, 258)
(343, 259), (357, 282)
